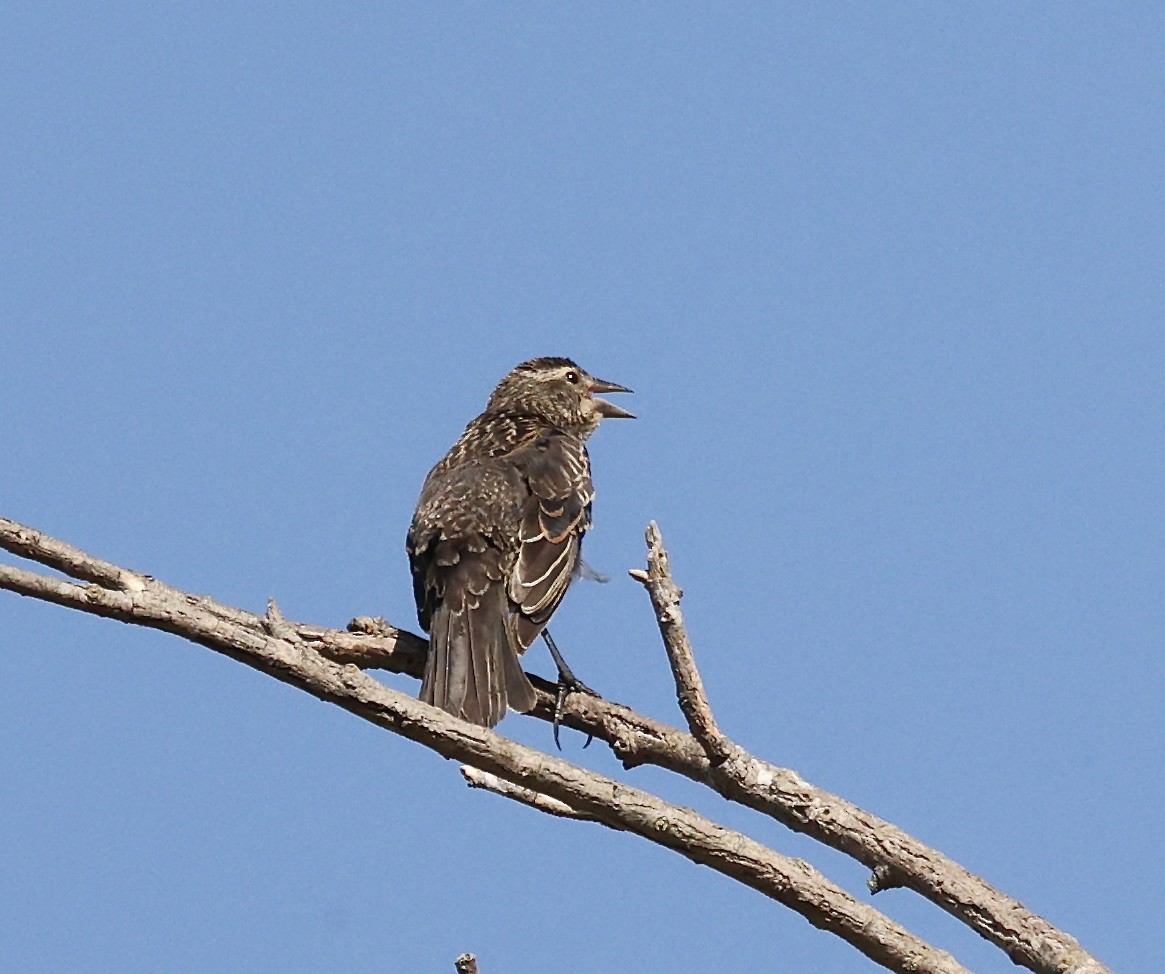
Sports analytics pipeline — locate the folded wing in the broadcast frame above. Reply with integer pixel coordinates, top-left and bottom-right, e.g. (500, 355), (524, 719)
(507, 432), (594, 651)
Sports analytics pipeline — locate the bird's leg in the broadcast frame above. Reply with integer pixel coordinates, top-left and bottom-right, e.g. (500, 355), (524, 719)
(542, 628), (597, 695)
(540, 629), (599, 750)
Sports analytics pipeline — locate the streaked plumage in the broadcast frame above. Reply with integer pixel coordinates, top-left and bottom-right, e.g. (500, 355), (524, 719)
(407, 357), (633, 727)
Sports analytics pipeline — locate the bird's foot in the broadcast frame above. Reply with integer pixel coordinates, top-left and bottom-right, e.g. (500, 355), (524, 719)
(553, 674), (601, 751)
(541, 628), (601, 750)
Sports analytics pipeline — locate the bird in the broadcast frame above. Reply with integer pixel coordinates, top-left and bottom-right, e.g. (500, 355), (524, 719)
(406, 356), (633, 729)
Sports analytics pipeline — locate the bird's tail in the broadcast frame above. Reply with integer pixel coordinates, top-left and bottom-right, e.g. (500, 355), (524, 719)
(420, 579), (537, 728)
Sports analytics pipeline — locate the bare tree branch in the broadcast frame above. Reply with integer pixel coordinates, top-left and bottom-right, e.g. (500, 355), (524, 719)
(0, 515), (1111, 974)
(621, 522), (1110, 974)
(629, 521), (733, 766)
(0, 562), (966, 971)
(461, 766), (604, 824)
(0, 517), (150, 592)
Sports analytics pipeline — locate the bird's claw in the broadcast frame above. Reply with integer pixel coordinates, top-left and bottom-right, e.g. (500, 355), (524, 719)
(542, 628), (600, 749)
(552, 676), (600, 751)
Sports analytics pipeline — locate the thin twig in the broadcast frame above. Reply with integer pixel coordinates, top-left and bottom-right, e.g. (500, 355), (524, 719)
(629, 521), (733, 766)
(461, 767), (604, 824)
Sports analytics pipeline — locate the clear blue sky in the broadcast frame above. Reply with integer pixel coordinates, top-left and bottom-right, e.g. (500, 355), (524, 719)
(1, 5), (1160, 972)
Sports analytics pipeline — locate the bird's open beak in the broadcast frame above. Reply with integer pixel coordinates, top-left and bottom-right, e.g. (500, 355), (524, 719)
(588, 377), (635, 419)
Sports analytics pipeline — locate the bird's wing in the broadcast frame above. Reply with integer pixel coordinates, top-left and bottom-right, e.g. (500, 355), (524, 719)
(407, 458), (524, 630)
(407, 460), (537, 725)
(506, 432), (593, 649)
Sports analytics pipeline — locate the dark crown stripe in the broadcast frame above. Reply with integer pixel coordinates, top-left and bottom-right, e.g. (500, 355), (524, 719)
(515, 356), (578, 372)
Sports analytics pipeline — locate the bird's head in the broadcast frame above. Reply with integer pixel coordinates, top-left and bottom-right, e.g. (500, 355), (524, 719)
(487, 357), (634, 434)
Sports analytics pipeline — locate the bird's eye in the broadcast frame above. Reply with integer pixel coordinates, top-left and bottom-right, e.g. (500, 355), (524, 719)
(565, 370), (580, 384)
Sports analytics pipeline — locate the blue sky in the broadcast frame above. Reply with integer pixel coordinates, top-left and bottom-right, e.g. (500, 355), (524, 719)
(2, 5), (1161, 972)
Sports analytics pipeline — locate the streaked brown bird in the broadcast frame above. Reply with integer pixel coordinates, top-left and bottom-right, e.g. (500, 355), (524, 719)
(406, 357), (633, 728)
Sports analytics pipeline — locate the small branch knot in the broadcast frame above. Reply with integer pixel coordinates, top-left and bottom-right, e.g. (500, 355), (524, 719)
(263, 598), (296, 640)
(868, 864), (909, 894)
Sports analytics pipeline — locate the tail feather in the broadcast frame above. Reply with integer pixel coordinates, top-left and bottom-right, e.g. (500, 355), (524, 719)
(420, 579), (536, 728)
(501, 627), (538, 714)
(465, 584), (504, 725)
(420, 603), (461, 713)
